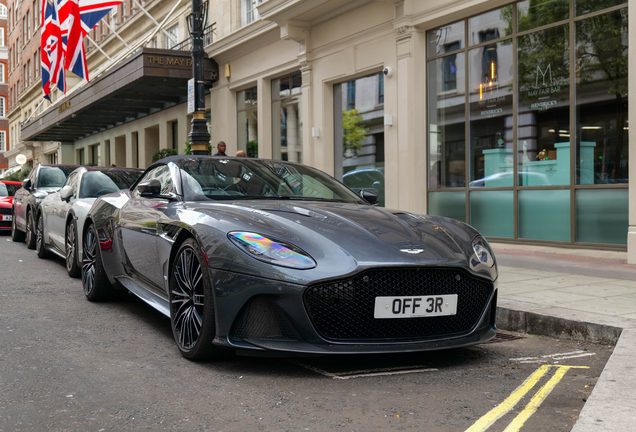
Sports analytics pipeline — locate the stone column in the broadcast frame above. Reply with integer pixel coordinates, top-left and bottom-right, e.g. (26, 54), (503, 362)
(299, 60), (313, 168)
(394, 23), (425, 213)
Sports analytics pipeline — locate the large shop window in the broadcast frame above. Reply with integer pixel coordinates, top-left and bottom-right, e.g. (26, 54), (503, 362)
(334, 74), (385, 206)
(237, 87), (258, 157)
(272, 72), (302, 163)
(426, 0), (628, 246)
(575, 9), (628, 184)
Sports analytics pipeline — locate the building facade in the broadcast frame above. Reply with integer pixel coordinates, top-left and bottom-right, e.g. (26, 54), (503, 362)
(17, 0), (636, 260)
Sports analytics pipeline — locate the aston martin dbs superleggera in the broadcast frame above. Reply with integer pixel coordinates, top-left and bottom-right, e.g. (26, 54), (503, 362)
(82, 156), (498, 360)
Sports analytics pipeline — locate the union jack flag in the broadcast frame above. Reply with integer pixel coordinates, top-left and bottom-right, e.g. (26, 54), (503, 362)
(79, 0), (123, 35)
(41, 0), (65, 99)
(58, 0), (87, 80)
(41, 0), (122, 98)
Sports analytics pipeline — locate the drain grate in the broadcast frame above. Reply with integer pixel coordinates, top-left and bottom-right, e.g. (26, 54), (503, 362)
(486, 330), (525, 344)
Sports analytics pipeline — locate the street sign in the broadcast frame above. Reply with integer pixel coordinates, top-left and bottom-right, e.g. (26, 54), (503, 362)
(187, 78), (195, 114)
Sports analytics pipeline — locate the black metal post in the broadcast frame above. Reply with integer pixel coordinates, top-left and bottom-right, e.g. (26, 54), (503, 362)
(188, 0), (210, 155)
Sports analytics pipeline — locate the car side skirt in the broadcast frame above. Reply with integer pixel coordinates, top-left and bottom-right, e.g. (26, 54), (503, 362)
(115, 276), (170, 317)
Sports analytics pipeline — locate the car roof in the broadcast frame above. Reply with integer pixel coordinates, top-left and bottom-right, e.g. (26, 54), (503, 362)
(153, 155), (304, 169)
(83, 166), (143, 172)
(0, 180), (22, 185)
(40, 164), (80, 169)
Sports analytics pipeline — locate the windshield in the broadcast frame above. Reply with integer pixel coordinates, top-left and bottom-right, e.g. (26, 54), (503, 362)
(179, 158), (365, 204)
(37, 166), (76, 189)
(80, 170), (143, 198)
(0, 183), (20, 197)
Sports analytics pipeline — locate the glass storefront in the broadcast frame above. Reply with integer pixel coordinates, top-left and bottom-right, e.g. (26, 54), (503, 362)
(334, 73), (386, 206)
(237, 87), (258, 157)
(426, 0), (628, 246)
(272, 72), (303, 163)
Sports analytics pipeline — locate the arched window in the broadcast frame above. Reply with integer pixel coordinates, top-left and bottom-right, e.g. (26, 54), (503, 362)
(0, 5), (7, 19)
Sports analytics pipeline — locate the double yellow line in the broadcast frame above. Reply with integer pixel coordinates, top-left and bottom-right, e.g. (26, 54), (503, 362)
(466, 365), (589, 432)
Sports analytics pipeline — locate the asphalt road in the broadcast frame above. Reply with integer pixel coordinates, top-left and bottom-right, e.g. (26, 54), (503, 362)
(0, 232), (613, 431)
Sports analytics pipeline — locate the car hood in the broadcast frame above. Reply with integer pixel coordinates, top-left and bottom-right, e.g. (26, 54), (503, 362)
(0, 196), (13, 205)
(184, 200), (493, 282)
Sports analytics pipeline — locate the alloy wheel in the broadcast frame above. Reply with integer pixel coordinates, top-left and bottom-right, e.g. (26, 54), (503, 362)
(171, 247), (205, 351)
(36, 215), (44, 254)
(82, 227), (97, 296)
(25, 213), (33, 245)
(66, 223), (76, 273)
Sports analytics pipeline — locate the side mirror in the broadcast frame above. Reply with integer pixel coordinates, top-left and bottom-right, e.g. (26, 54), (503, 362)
(137, 179), (161, 198)
(22, 179), (32, 191)
(60, 185), (74, 202)
(360, 189), (379, 205)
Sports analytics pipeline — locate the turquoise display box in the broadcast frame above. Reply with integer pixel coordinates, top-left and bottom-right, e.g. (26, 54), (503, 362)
(482, 142), (595, 186)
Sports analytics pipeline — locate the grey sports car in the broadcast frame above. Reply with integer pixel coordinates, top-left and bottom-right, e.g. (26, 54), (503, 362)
(82, 156), (498, 360)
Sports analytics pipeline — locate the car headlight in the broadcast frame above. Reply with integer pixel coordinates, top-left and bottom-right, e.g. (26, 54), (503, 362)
(472, 236), (495, 267)
(228, 232), (316, 269)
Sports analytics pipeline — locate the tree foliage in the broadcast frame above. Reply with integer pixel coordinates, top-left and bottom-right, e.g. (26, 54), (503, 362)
(2, 168), (31, 182)
(152, 148), (178, 163)
(342, 109), (367, 157)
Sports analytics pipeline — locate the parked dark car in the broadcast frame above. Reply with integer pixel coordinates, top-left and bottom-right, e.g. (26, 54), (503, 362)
(12, 164), (78, 248)
(82, 156), (497, 360)
(0, 181), (22, 231)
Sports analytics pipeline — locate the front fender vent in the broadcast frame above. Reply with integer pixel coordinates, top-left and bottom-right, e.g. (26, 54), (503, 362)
(230, 296), (301, 341)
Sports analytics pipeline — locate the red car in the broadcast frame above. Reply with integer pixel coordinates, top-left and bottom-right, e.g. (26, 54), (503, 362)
(0, 181), (22, 231)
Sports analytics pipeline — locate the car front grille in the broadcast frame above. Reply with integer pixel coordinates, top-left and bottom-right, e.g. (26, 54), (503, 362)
(303, 268), (493, 342)
(0, 208), (11, 215)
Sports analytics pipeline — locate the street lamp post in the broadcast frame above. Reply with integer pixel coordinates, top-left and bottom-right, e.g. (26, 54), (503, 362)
(188, 0), (210, 155)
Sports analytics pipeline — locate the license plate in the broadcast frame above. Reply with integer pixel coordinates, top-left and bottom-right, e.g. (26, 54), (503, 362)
(374, 295), (458, 319)
(1, 215), (11, 221)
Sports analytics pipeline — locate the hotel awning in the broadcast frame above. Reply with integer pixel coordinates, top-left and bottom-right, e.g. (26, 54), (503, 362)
(21, 48), (218, 143)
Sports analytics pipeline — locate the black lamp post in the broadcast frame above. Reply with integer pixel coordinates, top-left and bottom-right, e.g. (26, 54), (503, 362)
(188, 0), (210, 155)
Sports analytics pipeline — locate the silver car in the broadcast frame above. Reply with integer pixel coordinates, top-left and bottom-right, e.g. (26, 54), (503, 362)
(35, 167), (142, 277)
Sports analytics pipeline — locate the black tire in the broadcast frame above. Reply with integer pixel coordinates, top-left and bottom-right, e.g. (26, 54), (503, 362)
(82, 223), (115, 302)
(11, 208), (25, 242)
(66, 219), (81, 278)
(25, 210), (36, 249)
(35, 213), (48, 258)
(169, 238), (224, 361)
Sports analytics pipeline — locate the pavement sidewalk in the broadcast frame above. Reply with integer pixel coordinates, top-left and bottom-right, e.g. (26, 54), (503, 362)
(492, 244), (636, 432)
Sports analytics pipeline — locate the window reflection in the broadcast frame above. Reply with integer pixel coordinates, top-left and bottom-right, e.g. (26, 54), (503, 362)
(468, 5), (513, 45)
(427, 21), (464, 58)
(469, 40), (513, 187)
(237, 87), (258, 157)
(334, 74), (385, 206)
(428, 53), (466, 188)
(517, 24), (570, 186)
(517, 0), (569, 32)
(575, 9), (628, 184)
(272, 72), (302, 163)
(576, 0), (627, 16)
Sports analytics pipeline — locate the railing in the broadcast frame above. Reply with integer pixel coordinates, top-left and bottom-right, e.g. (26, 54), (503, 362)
(170, 23), (216, 51)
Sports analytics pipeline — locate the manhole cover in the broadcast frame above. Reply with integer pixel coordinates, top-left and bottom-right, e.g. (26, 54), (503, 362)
(486, 330), (525, 344)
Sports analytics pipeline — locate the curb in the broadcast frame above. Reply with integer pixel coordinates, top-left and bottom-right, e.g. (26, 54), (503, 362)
(496, 307), (623, 345)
